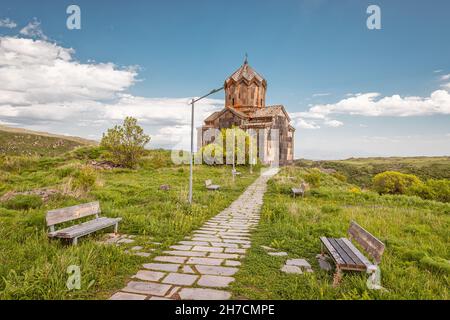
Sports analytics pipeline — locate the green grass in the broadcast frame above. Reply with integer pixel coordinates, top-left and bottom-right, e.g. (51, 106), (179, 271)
(295, 156), (450, 187)
(231, 166), (450, 300)
(0, 149), (258, 299)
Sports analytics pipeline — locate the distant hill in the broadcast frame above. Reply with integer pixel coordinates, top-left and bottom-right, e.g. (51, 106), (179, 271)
(0, 125), (97, 157)
(295, 156), (450, 186)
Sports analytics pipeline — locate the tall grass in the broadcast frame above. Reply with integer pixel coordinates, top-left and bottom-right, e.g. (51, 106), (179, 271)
(0, 149), (258, 299)
(231, 167), (450, 300)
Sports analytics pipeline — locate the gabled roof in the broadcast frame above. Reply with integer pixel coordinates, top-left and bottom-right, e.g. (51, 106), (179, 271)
(225, 60), (266, 86)
(250, 105), (291, 121)
(203, 107), (248, 123)
(204, 111), (220, 122)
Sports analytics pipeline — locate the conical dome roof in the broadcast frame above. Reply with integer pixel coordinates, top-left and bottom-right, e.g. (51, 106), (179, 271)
(225, 59), (266, 86)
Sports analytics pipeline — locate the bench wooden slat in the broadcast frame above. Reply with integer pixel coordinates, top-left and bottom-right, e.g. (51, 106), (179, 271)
(335, 238), (365, 267)
(320, 237), (346, 266)
(328, 238), (355, 267)
(348, 221), (385, 264)
(46, 201), (100, 226)
(341, 238), (372, 269)
(48, 216), (111, 237)
(53, 217), (122, 239)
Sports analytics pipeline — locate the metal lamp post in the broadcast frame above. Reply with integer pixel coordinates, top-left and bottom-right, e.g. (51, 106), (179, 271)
(188, 86), (223, 204)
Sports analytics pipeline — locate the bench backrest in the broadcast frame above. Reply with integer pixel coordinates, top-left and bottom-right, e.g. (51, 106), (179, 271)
(348, 221), (385, 264)
(46, 201), (101, 227)
(205, 180), (212, 186)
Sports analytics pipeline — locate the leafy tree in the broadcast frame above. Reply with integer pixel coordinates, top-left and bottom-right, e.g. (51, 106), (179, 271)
(101, 117), (150, 168)
(200, 127), (256, 166)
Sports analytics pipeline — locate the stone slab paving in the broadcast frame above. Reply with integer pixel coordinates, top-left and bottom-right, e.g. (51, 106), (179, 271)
(110, 169), (278, 300)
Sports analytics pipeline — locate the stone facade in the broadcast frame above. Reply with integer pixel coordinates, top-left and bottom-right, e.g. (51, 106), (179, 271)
(201, 59), (295, 165)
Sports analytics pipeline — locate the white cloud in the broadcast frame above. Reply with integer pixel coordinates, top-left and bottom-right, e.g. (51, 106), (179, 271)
(293, 88), (450, 130)
(295, 118), (320, 129)
(434, 69), (443, 73)
(19, 18), (48, 40)
(304, 91), (450, 118)
(0, 37), (137, 105)
(324, 119), (343, 127)
(312, 92), (330, 97)
(440, 74), (450, 81)
(0, 35), (222, 150)
(0, 18), (17, 28)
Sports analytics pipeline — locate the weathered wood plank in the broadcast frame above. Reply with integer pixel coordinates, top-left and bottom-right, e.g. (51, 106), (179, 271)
(335, 238), (366, 269)
(320, 237), (346, 266)
(348, 221), (385, 264)
(46, 201), (100, 226)
(341, 238), (372, 269)
(328, 238), (354, 267)
(55, 218), (122, 239)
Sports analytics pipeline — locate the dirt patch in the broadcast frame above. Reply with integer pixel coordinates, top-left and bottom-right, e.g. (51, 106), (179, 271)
(0, 188), (59, 202)
(88, 160), (122, 170)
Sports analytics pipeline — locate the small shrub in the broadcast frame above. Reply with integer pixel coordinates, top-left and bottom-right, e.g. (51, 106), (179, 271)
(349, 187), (361, 194)
(3, 194), (43, 210)
(412, 179), (450, 203)
(71, 166), (97, 193)
(332, 172), (347, 183)
(304, 169), (321, 188)
(71, 146), (104, 160)
(372, 171), (422, 195)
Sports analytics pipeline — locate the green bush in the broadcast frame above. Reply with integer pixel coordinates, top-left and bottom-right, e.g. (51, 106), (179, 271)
(304, 169), (322, 188)
(332, 172), (347, 183)
(71, 146), (104, 160)
(2, 194), (43, 210)
(71, 166), (97, 192)
(372, 171), (422, 195)
(412, 179), (450, 203)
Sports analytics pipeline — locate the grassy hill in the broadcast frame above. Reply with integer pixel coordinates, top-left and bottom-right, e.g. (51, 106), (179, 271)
(295, 157), (450, 187)
(0, 125), (96, 157)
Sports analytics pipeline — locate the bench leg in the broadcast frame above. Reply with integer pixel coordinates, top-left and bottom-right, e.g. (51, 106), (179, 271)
(72, 237), (78, 246)
(114, 223), (118, 234)
(332, 267), (343, 287)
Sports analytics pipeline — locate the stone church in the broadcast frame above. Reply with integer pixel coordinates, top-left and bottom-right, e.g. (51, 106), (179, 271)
(201, 59), (295, 165)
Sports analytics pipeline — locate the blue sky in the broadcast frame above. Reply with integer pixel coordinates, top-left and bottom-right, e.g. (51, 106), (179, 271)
(1, 0), (449, 159)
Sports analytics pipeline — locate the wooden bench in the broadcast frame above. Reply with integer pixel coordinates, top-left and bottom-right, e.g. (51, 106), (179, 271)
(320, 221), (385, 286)
(292, 182), (308, 197)
(205, 179), (220, 191)
(46, 201), (122, 245)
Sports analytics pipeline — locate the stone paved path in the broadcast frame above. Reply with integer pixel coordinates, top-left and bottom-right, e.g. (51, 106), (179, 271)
(110, 168), (278, 300)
